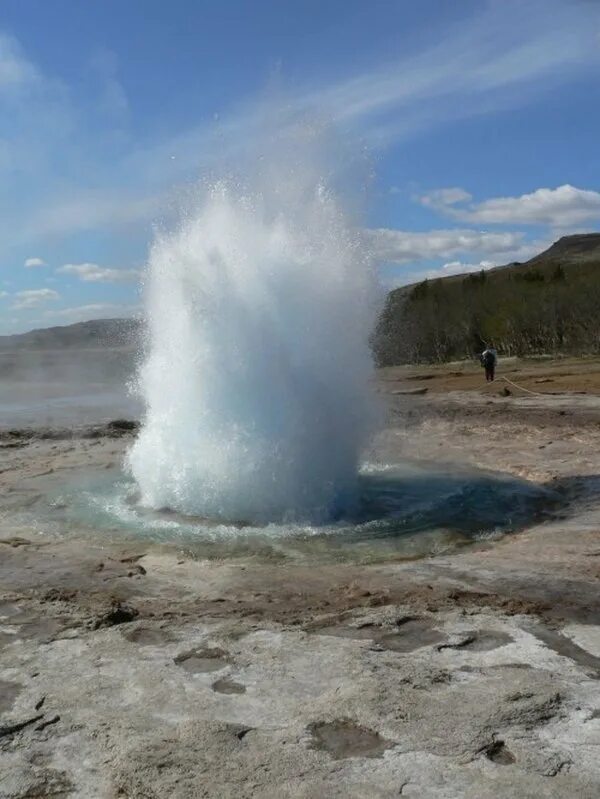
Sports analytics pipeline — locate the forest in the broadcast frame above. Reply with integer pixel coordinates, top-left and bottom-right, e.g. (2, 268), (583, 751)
(374, 234), (600, 365)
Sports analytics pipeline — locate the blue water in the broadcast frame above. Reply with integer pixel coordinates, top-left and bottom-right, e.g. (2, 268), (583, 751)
(40, 459), (558, 563)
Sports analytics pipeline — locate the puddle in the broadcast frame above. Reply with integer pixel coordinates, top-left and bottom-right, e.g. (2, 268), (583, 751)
(0, 631), (17, 648)
(308, 720), (394, 759)
(0, 602), (22, 620)
(0, 680), (21, 714)
(484, 740), (516, 765)
(461, 663), (533, 674)
(378, 619), (446, 652)
(174, 647), (230, 674)
(316, 617), (445, 653)
(438, 630), (513, 652)
(212, 678), (246, 695)
(122, 627), (173, 646)
(528, 625), (600, 678)
(317, 620), (514, 655)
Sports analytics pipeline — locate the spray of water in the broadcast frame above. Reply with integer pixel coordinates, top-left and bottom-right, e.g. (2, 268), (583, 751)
(128, 137), (380, 524)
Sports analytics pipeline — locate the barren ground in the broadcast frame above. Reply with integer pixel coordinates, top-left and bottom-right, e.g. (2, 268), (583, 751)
(1, 357), (600, 798)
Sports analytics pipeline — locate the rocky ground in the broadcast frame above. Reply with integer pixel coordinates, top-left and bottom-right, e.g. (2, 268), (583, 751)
(1, 360), (600, 798)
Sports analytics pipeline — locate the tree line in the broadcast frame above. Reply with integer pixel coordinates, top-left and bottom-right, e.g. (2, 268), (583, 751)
(374, 258), (600, 365)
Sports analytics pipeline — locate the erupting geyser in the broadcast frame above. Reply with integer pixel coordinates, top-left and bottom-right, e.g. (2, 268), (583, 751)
(128, 147), (379, 524)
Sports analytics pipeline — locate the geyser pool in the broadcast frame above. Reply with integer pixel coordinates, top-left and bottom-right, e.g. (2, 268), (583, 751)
(42, 459), (559, 564)
(128, 162), (379, 524)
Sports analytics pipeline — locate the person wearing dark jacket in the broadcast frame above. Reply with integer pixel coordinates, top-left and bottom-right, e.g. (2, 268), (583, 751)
(481, 344), (498, 382)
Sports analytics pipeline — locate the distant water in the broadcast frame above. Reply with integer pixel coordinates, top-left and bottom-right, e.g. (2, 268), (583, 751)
(129, 141), (380, 525)
(0, 347), (140, 427)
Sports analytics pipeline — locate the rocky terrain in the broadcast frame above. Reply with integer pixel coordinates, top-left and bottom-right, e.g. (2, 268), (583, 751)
(1, 364), (600, 797)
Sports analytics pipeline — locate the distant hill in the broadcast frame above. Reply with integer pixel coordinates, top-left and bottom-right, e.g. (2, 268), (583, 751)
(0, 317), (142, 351)
(528, 233), (600, 261)
(4, 233), (600, 365)
(375, 233), (600, 365)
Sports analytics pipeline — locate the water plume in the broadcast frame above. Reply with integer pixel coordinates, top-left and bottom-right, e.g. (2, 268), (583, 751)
(128, 130), (379, 524)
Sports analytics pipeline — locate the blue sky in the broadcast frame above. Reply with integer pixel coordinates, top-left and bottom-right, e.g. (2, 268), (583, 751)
(1, 0), (600, 333)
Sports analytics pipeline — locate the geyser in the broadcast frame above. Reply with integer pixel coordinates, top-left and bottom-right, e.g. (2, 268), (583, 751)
(128, 144), (379, 524)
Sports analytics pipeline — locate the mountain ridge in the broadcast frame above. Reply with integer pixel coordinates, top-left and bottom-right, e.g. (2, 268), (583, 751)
(0, 317), (142, 351)
(2, 234), (599, 361)
(375, 232), (600, 364)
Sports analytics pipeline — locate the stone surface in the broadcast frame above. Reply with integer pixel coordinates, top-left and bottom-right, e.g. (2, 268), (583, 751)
(2, 380), (600, 797)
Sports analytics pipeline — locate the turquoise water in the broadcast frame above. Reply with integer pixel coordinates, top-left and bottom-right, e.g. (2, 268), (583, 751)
(40, 460), (558, 563)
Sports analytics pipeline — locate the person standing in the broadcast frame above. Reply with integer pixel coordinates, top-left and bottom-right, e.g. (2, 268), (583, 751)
(481, 343), (498, 382)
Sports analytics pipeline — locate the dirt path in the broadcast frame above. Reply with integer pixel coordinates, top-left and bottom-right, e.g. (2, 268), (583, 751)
(380, 353), (600, 396)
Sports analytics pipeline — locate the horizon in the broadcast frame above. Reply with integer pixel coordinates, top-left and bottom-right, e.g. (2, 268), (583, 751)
(2, 0), (600, 334)
(5, 228), (600, 340)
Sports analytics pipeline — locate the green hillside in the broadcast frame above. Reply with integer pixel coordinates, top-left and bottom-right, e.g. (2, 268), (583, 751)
(374, 233), (600, 365)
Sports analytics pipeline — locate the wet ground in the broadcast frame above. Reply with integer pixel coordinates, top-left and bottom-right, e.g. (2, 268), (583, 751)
(1, 358), (600, 797)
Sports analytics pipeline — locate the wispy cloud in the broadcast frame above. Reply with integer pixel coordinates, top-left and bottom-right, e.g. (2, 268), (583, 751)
(288, 0), (600, 144)
(12, 288), (60, 309)
(22, 193), (162, 241)
(57, 263), (140, 283)
(419, 188), (472, 212)
(0, 0), (597, 247)
(366, 228), (536, 265)
(419, 184), (600, 227)
(0, 33), (38, 90)
(24, 256), (46, 268)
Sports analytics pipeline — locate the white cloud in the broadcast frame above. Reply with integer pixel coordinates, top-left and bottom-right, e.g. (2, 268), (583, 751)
(21, 191), (163, 241)
(0, 290), (8, 298)
(419, 184), (600, 227)
(57, 262), (140, 283)
(389, 260), (500, 288)
(24, 256), (46, 268)
(419, 188), (473, 211)
(12, 288), (60, 309)
(449, 259), (491, 273)
(366, 228), (531, 264)
(422, 260), (496, 280)
(467, 185), (600, 227)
